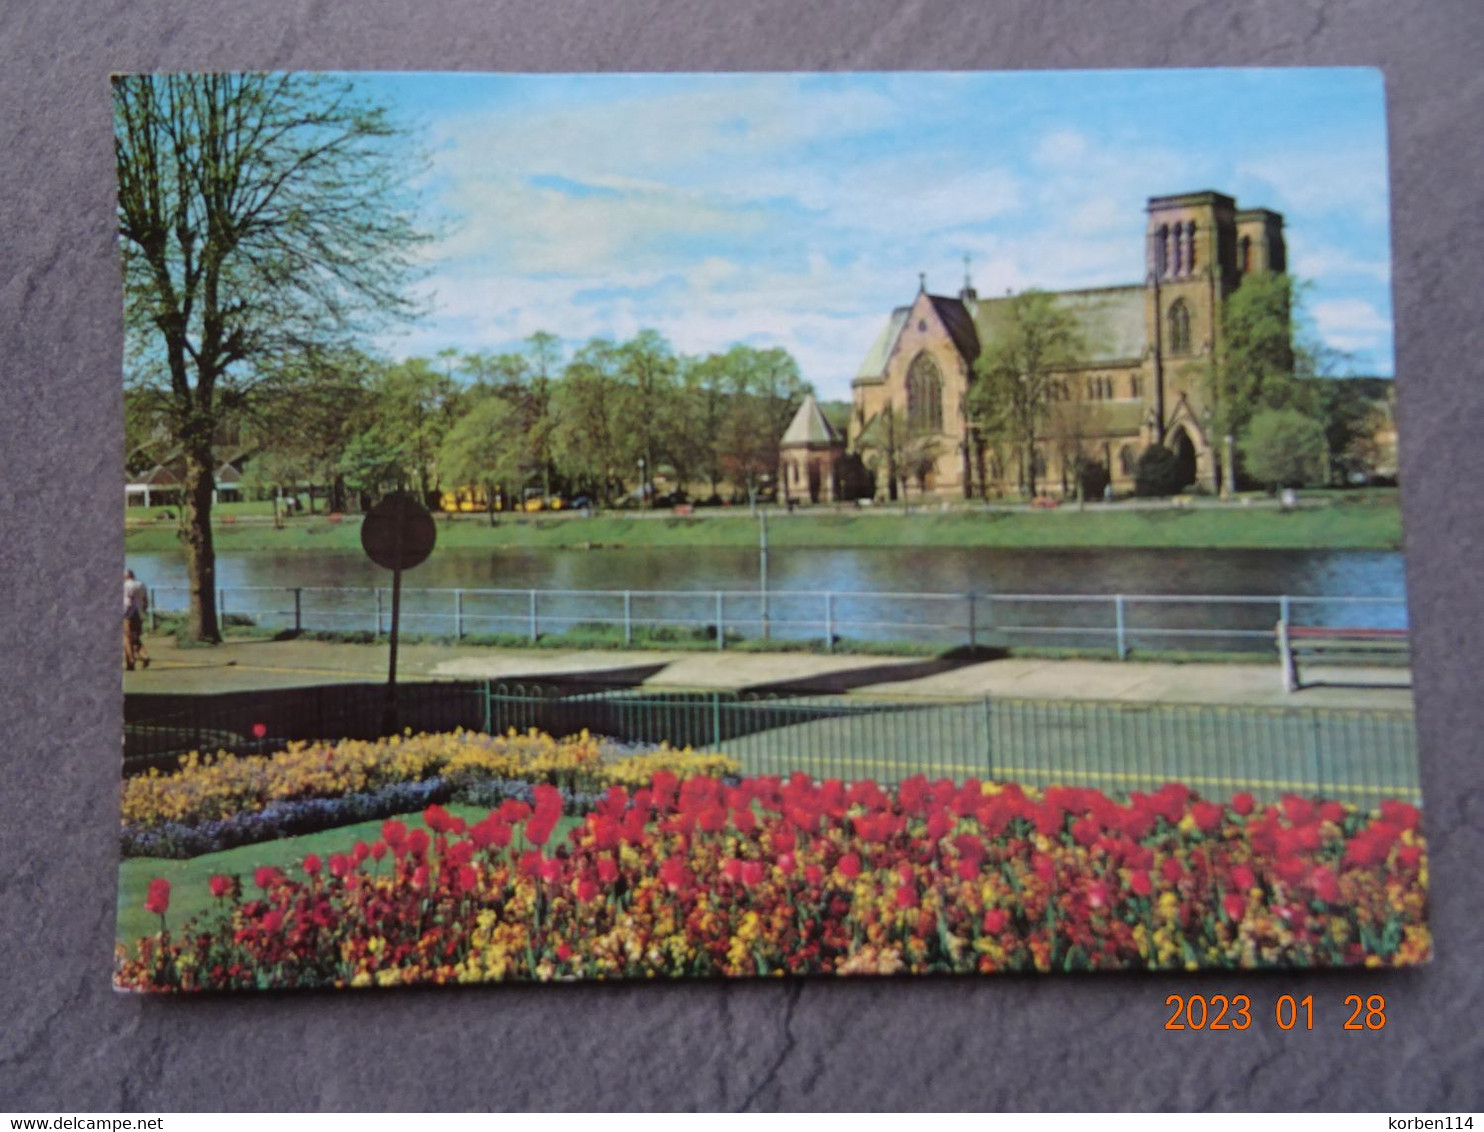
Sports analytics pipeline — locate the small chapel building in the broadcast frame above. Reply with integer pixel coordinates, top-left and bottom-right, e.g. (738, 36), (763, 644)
(847, 190), (1289, 499)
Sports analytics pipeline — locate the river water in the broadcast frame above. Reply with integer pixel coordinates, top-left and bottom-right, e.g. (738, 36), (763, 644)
(127, 546), (1408, 652)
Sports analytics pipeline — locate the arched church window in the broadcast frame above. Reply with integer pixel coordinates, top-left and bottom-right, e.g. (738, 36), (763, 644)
(906, 352), (944, 433)
(1186, 222), (1197, 274)
(1168, 300), (1191, 355)
(1173, 225), (1184, 275)
(1239, 235), (1252, 273)
(1154, 225), (1169, 279)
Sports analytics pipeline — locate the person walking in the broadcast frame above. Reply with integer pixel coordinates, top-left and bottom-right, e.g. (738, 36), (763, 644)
(123, 568), (150, 671)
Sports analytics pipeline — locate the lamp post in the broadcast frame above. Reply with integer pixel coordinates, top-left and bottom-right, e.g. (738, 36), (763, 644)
(759, 508), (770, 641)
(637, 457), (648, 509)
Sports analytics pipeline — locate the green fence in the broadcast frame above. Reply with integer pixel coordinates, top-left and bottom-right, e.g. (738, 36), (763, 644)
(124, 680), (1422, 807)
(485, 684), (1420, 807)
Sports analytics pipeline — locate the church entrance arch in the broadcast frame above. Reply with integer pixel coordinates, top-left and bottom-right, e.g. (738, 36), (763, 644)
(1168, 425), (1198, 491)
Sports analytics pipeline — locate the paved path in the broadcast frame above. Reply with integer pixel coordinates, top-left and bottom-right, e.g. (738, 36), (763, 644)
(123, 636), (1414, 711)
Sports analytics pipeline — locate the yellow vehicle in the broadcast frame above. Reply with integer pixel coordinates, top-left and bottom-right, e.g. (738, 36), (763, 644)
(439, 486), (509, 513)
(521, 490), (565, 512)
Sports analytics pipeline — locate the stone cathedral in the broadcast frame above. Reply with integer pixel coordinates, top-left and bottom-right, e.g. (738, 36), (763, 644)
(817, 190), (1289, 501)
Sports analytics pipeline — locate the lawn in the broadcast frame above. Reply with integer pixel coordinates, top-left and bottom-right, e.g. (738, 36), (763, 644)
(116, 804), (579, 946)
(123, 492), (1405, 553)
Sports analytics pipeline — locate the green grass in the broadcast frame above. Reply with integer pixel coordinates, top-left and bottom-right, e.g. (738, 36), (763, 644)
(122, 492), (1404, 553)
(116, 804), (580, 947)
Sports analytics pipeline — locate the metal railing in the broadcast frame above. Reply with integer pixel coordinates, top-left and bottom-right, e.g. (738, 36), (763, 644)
(146, 584), (1410, 657)
(123, 680), (1421, 807)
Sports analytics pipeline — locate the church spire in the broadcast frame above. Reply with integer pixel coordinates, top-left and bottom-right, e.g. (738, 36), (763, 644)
(918, 271), (927, 294)
(960, 253), (977, 301)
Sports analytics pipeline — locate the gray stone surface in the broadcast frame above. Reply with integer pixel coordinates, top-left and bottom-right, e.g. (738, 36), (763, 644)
(3, 0), (1483, 1111)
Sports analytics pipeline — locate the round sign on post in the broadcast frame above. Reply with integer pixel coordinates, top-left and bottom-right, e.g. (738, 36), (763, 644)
(360, 492), (437, 735)
(361, 492), (437, 571)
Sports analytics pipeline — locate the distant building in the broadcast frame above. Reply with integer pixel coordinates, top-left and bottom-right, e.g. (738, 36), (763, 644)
(848, 190), (1289, 498)
(778, 395), (848, 504)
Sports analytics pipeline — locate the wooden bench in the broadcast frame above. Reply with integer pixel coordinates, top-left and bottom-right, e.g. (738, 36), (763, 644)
(1276, 620), (1411, 692)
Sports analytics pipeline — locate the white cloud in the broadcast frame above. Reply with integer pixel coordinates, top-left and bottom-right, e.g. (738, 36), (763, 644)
(1311, 298), (1391, 353)
(1237, 148), (1389, 225)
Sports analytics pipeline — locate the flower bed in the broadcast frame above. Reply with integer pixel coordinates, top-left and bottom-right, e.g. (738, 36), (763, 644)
(121, 729), (738, 838)
(115, 774), (1430, 991)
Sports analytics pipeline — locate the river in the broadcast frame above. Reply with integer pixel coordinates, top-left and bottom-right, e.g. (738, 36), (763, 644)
(126, 546), (1408, 653)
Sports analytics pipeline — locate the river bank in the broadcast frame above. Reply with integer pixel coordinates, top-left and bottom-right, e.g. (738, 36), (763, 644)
(124, 492), (1404, 553)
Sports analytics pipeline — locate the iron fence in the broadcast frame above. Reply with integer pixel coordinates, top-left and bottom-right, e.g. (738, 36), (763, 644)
(146, 583), (1410, 657)
(123, 680), (1421, 807)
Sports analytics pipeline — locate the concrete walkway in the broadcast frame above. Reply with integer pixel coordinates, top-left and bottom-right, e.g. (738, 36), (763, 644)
(123, 636), (1414, 712)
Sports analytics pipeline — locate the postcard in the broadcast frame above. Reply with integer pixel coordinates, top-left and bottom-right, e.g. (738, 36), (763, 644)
(115, 69), (1427, 991)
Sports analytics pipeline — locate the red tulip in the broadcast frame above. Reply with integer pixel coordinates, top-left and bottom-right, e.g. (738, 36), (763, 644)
(837, 852), (862, 879)
(556, 942), (573, 962)
(804, 864), (824, 886)
(597, 856), (620, 884)
(260, 909), (283, 933)
(369, 840), (388, 862)
(1127, 869), (1152, 897)
(423, 804), (451, 833)
(982, 908), (1008, 934)
(250, 722), (267, 739)
(1311, 866), (1341, 904)
(1223, 893), (1247, 922)
(741, 861), (765, 887)
(381, 819), (408, 847)
(1229, 864), (1256, 892)
(302, 853), (321, 877)
(352, 840), (371, 863)
(406, 828), (430, 856)
(576, 877), (599, 902)
(144, 877), (170, 916)
(1190, 801), (1224, 834)
(1230, 792), (1255, 816)
(1380, 800), (1421, 831)
(776, 852), (796, 875)
(1160, 857), (1185, 885)
(208, 874), (233, 899)
(1397, 844), (1423, 870)
(456, 865), (478, 892)
(254, 866), (282, 891)
(895, 883), (919, 910)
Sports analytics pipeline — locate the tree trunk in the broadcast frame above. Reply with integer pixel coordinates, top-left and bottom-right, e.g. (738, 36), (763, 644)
(179, 442), (222, 642)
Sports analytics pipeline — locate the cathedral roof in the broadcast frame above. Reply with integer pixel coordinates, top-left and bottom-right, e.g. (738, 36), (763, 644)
(969, 285), (1147, 364)
(854, 308), (909, 382)
(927, 295), (981, 364)
(780, 394), (843, 448)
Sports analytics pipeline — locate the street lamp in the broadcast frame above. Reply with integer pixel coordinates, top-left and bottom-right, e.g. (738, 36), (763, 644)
(637, 457), (648, 509)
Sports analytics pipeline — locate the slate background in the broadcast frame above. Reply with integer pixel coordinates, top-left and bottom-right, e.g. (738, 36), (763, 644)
(2, 0), (1482, 1111)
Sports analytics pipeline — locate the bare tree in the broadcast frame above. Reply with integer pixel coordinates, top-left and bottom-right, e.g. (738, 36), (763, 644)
(114, 73), (426, 640)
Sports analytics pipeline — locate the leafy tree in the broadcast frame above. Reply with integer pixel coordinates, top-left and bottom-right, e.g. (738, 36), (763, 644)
(1208, 272), (1309, 490)
(437, 394), (524, 524)
(114, 73), (424, 640)
(712, 345), (810, 508)
(969, 290), (1085, 497)
(1134, 446), (1185, 498)
(552, 339), (631, 503)
(1239, 408), (1327, 490)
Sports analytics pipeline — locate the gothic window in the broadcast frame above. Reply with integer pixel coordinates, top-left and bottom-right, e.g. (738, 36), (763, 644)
(1154, 224), (1169, 279)
(906, 352), (944, 433)
(1239, 235), (1252, 273)
(1168, 300), (1191, 355)
(1173, 224), (1184, 275)
(1186, 222), (1197, 274)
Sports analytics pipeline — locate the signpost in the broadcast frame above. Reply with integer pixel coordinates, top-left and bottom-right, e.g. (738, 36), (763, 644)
(360, 492), (437, 734)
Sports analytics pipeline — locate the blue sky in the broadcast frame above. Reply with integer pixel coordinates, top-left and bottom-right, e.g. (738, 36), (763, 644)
(358, 69), (1394, 398)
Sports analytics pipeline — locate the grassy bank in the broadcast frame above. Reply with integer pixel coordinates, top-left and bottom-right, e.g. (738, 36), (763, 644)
(125, 493), (1404, 553)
